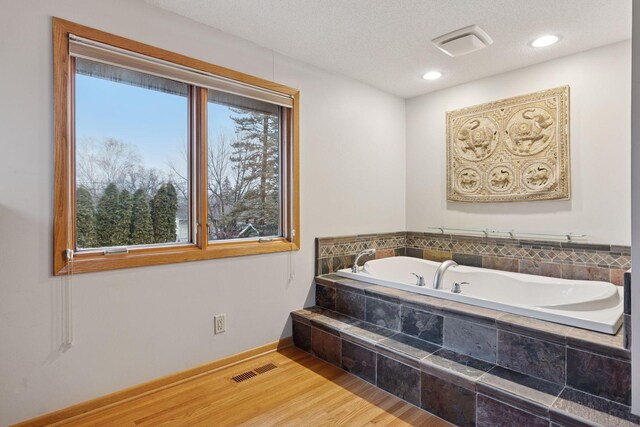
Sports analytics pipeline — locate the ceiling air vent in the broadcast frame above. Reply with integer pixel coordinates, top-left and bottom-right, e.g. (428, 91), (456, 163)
(432, 25), (493, 57)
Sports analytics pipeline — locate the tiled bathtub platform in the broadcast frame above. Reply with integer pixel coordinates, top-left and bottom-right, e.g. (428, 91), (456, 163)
(291, 275), (636, 427)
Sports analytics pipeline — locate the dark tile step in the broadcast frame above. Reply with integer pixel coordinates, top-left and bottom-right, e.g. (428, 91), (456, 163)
(477, 394), (550, 427)
(551, 388), (640, 427)
(291, 307), (639, 427)
(292, 307), (491, 390)
(478, 365), (563, 418)
(376, 333), (440, 368)
(421, 348), (493, 391)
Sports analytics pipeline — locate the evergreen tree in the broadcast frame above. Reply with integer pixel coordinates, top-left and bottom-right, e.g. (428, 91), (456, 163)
(164, 183), (178, 242)
(76, 186), (97, 248)
(130, 189), (153, 245)
(95, 183), (120, 247)
(230, 110), (279, 235)
(115, 189), (133, 245)
(151, 183), (178, 243)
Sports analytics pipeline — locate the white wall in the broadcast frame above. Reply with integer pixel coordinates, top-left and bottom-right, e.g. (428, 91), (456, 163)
(0, 1), (406, 424)
(406, 41), (631, 245)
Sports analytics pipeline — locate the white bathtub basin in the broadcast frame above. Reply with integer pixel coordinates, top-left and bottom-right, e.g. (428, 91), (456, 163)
(336, 256), (623, 334)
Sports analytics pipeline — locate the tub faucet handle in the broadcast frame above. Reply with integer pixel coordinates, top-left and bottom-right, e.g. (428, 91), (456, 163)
(411, 273), (426, 287)
(451, 281), (469, 294)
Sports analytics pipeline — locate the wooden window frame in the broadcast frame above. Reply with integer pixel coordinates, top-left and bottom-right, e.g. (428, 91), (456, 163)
(53, 18), (300, 275)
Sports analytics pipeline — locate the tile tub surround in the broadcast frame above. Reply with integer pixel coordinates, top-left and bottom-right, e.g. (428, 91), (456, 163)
(298, 274), (635, 426)
(317, 232), (632, 350)
(316, 232), (631, 285)
(315, 274), (629, 361)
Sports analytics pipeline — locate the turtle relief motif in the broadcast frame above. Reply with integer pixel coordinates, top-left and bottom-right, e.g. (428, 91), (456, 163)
(455, 117), (498, 161)
(504, 107), (554, 156)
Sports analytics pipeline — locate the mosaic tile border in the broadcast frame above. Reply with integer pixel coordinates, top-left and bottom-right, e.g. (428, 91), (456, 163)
(316, 232), (631, 285)
(317, 232), (406, 258)
(406, 232), (631, 268)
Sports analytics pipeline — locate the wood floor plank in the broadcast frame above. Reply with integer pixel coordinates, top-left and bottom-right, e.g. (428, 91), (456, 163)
(45, 347), (451, 426)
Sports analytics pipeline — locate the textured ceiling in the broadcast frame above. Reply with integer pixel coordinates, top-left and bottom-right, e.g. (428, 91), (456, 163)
(145, 0), (631, 98)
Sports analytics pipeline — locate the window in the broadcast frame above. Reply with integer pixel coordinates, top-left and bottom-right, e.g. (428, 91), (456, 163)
(206, 90), (281, 241)
(75, 59), (191, 249)
(53, 18), (300, 275)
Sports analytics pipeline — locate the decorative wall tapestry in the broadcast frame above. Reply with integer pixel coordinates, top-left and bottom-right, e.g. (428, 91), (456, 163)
(446, 85), (570, 202)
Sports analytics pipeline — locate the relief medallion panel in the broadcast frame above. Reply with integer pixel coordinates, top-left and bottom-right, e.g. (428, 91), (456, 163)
(446, 86), (570, 202)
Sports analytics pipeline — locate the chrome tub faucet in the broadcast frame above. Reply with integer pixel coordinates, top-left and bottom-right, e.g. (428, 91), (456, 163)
(433, 260), (458, 289)
(352, 248), (376, 273)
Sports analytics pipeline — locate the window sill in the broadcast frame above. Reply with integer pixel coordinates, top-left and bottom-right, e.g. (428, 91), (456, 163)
(55, 239), (299, 275)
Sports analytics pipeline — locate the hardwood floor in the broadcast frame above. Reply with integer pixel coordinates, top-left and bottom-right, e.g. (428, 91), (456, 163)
(40, 347), (452, 426)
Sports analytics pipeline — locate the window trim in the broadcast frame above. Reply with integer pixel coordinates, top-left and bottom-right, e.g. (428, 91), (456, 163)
(53, 17), (300, 275)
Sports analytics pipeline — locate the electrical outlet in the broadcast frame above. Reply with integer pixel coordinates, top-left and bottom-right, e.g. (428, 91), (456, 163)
(214, 314), (226, 334)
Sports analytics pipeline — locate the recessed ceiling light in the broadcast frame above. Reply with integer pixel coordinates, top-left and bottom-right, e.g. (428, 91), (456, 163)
(531, 35), (559, 48)
(422, 71), (443, 80)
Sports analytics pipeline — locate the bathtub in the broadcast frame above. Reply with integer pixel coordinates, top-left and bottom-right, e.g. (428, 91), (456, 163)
(336, 256), (623, 334)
